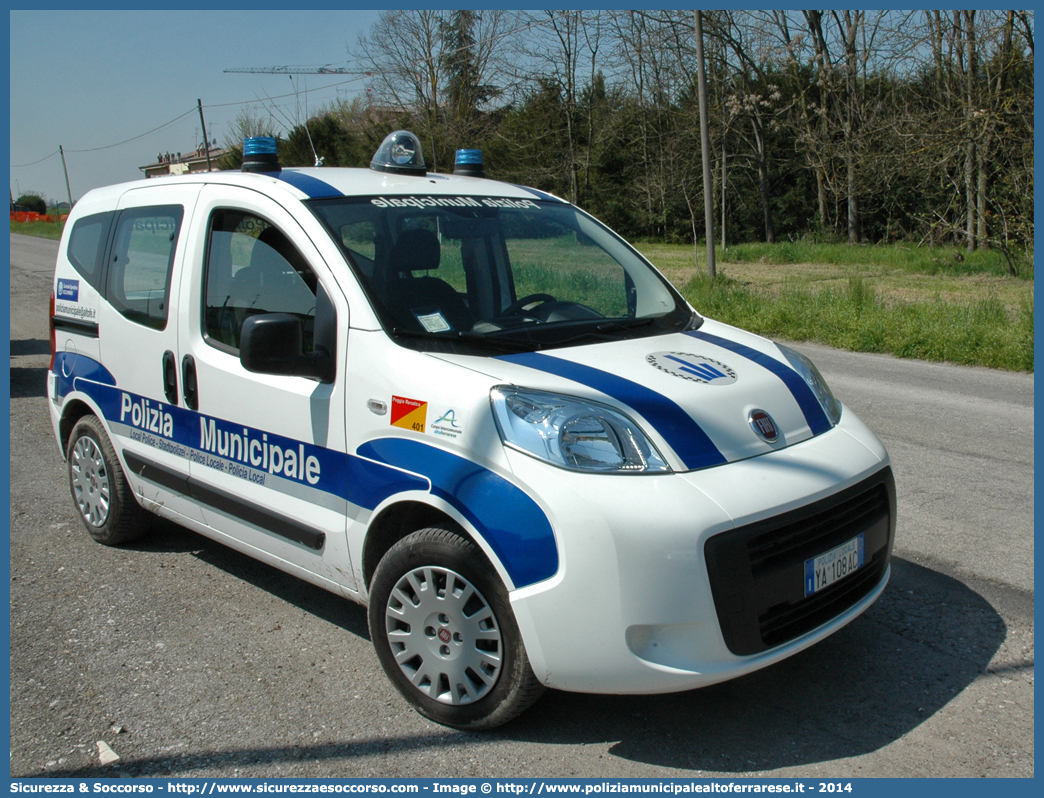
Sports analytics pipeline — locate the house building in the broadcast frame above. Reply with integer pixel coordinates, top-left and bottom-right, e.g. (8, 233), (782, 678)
(140, 144), (228, 178)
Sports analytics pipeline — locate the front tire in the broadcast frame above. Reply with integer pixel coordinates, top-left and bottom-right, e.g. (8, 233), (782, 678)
(368, 526), (544, 730)
(66, 415), (149, 545)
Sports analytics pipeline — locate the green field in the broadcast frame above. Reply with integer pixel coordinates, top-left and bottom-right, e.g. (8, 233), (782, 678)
(640, 242), (1034, 372)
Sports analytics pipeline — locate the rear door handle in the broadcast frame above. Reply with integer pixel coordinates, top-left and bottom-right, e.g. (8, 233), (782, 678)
(162, 351), (178, 405)
(181, 354), (198, 410)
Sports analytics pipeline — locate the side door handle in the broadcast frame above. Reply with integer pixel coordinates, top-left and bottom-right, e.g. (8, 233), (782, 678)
(162, 351), (178, 405)
(181, 354), (198, 410)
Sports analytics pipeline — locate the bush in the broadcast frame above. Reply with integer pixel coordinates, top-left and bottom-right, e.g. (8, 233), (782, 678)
(15, 194), (46, 214)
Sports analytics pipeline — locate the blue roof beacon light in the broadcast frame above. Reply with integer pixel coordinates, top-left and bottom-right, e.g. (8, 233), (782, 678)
(370, 130), (427, 176)
(453, 149), (485, 178)
(241, 136), (281, 173)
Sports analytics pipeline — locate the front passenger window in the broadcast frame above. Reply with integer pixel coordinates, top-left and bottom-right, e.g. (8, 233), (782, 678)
(204, 211), (318, 352)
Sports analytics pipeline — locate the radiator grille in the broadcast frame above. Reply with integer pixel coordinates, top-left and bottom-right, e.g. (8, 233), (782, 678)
(704, 468), (895, 656)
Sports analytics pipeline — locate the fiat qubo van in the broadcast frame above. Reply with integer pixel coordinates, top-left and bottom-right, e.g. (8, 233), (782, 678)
(49, 132), (895, 729)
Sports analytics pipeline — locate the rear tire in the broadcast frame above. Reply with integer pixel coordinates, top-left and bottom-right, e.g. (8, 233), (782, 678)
(66, 415), (149, 545)
(368, 525), (544, 730)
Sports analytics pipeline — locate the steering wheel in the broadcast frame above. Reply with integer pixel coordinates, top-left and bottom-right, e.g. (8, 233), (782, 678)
(499, 293), (555, 317)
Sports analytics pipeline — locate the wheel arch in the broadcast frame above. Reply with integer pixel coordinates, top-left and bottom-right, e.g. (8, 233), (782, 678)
(58, 397), (104, 456)
(362, 499), (493, 591)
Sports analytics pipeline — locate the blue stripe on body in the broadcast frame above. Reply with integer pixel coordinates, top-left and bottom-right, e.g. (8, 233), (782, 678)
(347, 456), (430, 511)
(496, 351), (727, 471)
(685, 331), (831, 435)
(53, 352), (115, 399)
(355, 438), (558, 588)
(271, 170), (343, 199)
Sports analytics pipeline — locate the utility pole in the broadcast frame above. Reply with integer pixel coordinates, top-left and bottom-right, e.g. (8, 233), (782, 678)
(197, 99), (213, 171)
(59, 145), (73, 208)
(695, 11), (716, 280)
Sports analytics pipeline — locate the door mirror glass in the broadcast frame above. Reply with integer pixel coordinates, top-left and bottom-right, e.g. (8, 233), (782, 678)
(239, 313), (333, 382)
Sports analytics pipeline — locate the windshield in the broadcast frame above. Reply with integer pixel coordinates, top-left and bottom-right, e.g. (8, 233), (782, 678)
(307, 195), (697, 353)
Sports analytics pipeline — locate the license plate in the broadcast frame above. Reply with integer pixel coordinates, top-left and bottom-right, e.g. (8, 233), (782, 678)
(804, 534), (864, 597)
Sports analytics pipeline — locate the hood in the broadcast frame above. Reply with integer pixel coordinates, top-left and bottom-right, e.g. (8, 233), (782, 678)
(431, 320), (835, 472)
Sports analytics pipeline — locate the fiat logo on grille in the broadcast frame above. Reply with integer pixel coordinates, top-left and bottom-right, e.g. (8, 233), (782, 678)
(749, 409), (779, 443)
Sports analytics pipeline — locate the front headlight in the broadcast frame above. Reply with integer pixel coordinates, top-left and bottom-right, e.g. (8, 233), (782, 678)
(490, 386), (671, 474)
(777, 344), (842, 426)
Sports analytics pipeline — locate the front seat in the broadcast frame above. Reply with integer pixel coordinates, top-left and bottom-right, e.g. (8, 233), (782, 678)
(224, 228), (294, 346)
(384, 229), (472, 332)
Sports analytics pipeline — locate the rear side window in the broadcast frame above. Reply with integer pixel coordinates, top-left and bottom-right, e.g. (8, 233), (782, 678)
(105, 205), (183, 330)
(66, 211), (114, 290)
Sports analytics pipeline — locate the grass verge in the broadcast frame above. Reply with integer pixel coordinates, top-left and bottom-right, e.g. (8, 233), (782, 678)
(715, 240), (1027, 278)
(638, 239), (1029, 278)
(10, 220), (65, 240)
(681, 273), (1033, 372)
(640, 241), (1033, 372)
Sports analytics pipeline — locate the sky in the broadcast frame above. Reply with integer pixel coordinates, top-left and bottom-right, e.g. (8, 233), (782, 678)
(9, 8), (388, 204)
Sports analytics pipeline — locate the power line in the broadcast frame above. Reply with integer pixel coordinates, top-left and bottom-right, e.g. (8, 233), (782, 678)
(19, 15), (519, 167)
(65, 107), (198, 153)
(15, 15), (541, 168)
(11, 85), (333, 169)
(14, 107), (200, 177)
(202, 75), (366, 108)
(12, 150), (60, 168)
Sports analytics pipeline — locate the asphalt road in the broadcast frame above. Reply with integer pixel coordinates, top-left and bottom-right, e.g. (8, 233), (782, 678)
(9, 234), (1034, 778)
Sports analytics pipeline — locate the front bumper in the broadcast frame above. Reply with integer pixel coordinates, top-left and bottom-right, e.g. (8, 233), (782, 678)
(506, 408), (895, 694)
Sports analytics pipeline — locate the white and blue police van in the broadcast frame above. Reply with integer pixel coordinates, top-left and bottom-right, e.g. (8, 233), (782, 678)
(48, 132), (895, 729)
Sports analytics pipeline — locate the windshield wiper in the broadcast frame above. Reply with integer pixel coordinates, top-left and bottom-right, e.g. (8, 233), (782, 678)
(389, 327), (536, 353)
(389, 313), (687, 354)
(597, 317), (657, 333)
(451, 330), (539, 353)
(544, 317), (660, 348)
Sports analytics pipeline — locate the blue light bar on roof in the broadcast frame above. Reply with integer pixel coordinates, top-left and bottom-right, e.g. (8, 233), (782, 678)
(454, 149), (485, 178)
(242, 136), (280, 172)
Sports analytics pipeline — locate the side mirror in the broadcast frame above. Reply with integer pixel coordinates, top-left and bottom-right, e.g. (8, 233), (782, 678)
(240, 314), (334, 383)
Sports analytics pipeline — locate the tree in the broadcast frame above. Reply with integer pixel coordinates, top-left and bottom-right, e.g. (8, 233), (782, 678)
(355, 11), (444, 166)
(219, 107), (278, 170)
(280, 111), (370, 168)
(347, 7), (1033, 251)
(716, 13), (786, 243)
(512, 10), (608, 206)
(16, 193), (46, 214)
(356, 10), (511, 171)
(443, 10), (507, 145)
